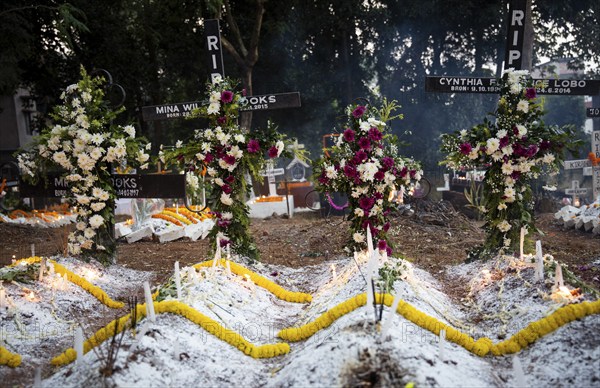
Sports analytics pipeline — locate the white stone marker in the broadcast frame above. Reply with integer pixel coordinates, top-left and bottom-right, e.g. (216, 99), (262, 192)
(535, 240), (544, 282)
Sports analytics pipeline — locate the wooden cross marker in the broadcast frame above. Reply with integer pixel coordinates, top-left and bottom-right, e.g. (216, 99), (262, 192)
(425, 0), (600, 96)
(141, 19), (301, 123)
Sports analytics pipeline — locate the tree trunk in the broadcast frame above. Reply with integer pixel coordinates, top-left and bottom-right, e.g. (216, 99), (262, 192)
(240, 68), (253, 131)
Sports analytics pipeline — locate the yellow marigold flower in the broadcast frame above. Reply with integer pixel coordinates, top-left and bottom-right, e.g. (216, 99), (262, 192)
(0, 345), (21, 368)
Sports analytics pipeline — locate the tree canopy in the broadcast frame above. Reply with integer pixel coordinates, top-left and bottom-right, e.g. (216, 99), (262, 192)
(1, 0), (597, 169)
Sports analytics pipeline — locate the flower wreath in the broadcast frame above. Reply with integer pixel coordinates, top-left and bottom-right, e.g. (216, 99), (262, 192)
(312, 100), (422, 254)
(17, 67), (150, 264)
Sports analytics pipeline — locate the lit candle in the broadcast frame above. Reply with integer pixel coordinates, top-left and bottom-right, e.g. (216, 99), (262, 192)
(74, 327), (84, 363)
(174, 261), (182, 300)
(555, 263), (564, 289)
(143, 281), (156, 323)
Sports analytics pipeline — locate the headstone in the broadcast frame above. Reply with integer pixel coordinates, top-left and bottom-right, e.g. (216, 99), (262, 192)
(286, 140), (309, 182)
(260, 160), (285, 198)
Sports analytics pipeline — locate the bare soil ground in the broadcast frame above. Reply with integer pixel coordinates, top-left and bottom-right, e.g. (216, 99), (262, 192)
(1, 203), (599, 295)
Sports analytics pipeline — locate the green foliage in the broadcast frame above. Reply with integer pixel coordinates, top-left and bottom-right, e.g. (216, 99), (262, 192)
(441, 70), (582, 260)
(377, 260), (406, 294)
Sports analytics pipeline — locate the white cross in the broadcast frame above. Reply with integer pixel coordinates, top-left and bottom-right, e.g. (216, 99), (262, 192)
(260, 160), (285, 197)
(565, 180), (587, 206)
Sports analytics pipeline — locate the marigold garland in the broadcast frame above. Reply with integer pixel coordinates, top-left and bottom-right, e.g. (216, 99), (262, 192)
(151, 213), (183, 226)
(51, 300), (290, 366)
(164, 208), (198, 224)
(161, 210), (192, 225)
(0, 345), (21, 368)
(193, 259), (312, 303)
(277, 293), (600, 357)
(10, 257), (124, 309)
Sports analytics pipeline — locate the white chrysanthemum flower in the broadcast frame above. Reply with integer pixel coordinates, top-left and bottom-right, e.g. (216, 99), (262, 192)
(497, 220), (512, 232)
(354, 208), (364, 217)
(81, 91), (92, 102)
(76, 195), (90, 205)
(220, 192), (233, 206)
(69, 244), (81, 255)
(195, 153), (205, 161)
(502, 145), (514, 156)
(123, 125), (136, 138)
(503, 187), (516, 202)
(92, 187), (110, 201)
(204, 129), (214, 139)
(76, 221), (86, 231)
(496, 129), (507, 139)
(516, 100), (529, 113)
(542, 153), (555, 164)
(207, 167), (217, 177)
(212, 74), (222, 84)
(357, 161), (379, 182)
(214, 178), (224, 186)
(90, 202), (106, 212)
(84, 228), (96, 239)
(89, 215), (104, 229)
(351, 189), (361, 198)
(486, 138), (500, 155)
(353, 232), (365, 243)
(468, 149), (479, 160)
(76, 115), (90, 129)
(222, 212), (233, 220)
(89, 147), (104, 161)
(77, 154), (95, 171)
(359, 120), (370, 132)
(234, 134), (245, 143)
(145, 142), (152, 150)
(176, 140), (183, 148)
(209, 91), (221, 103)
(90, 133), (104, 145)
(207, 102), (220, 114)
(501, 162), (514, 175)
(325, 165), (338, 179)
(497, 202), (507, 211)
(229, 145), (243, 159)
(367, 117), (385, 127)
(459, 129), (468, 139)
(65, 84), (78, 94)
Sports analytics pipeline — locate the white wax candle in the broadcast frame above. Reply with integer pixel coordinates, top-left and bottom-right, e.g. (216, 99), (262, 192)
(519, 227), (526, 260)
(176, 203), (179, 214)
(331, 263), (337, 282)
(366, 227), (374, 254)
(31, 243), (35, 257)
(226, 244), (231, 260)
(512, 355), (527, 387)
(174, 261), (182, 300)
(33, 367), (42, 388)
(74, 327), (84, 363)
(535, 240), (544, 281)
(143, 281), (156, 323)
(380, 293), (402, 337)
(555, 263), (564, 288)
(438, 329), (446, 363)
(39, 258), (46, 282)
(0, 288), (6, 309)
(226, 261), (232, 276)
(213, 237), (221, 266)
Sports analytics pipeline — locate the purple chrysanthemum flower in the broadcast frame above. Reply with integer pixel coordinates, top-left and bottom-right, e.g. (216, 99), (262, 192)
(358, 196), (375, 211)
(343, 128), (356, 142)
(354, 150), (368, 163)
(221, 90), (234, 103)
(358, 137), (371, 150)
(217, 116), (227, 125)
(377, 239), (388, 251)
(247, 139), (260, 153)
(225, 175), (235, 184)
(352, 105), (366, 118)
(344, 165), (358, 178)
(499, 137), (510, 148)
(382, 157), (394, 170)
(459, 142), (472, 155)
(204, 153), (213, 163)
(525, 88), (536, 99)
(374, 170), (385, 180)
(223, 155), (236, 165)
(539, 140), (552, 150)
(221, 184), (232, 194)
(268, 145), (279, 158)
(368, 127), (383, 142)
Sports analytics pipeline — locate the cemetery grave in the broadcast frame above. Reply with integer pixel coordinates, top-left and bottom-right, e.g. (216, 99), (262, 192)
(2, 1), (600, 387)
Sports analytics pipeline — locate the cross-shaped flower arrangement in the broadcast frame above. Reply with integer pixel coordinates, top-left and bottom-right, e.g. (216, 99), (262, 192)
(17, 67), (151, 264)
(161, 76), (298, 260)
(441, 68), (581, 258)
(313, 100), (422, 255)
